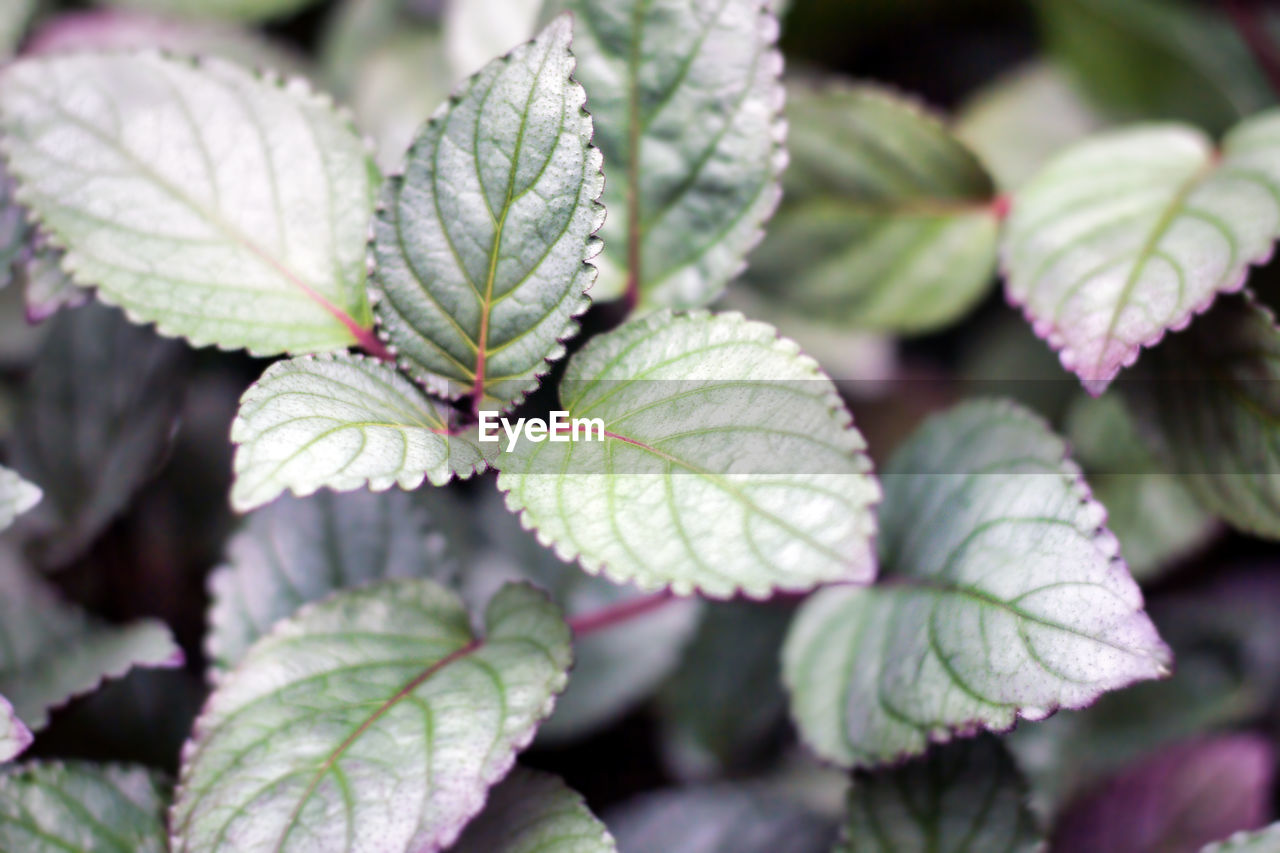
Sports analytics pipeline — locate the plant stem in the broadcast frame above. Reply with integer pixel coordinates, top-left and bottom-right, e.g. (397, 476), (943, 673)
(568, 590), (677, 636)
(1226, 0), (1280, 99)
(350, 324), (394, 362)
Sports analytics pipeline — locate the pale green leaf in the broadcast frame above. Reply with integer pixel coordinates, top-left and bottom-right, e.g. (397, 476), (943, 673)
(370, 17), (602, 408)
(9, 302), (186, 567)
(546, 0), (786, 308)
(0, 465), (39, 533)
(443, 0), (540, 80)
(1002, 110), (1280, 392)
(0, 545), (181, 761)
(0, 0), (33, 57)
(837, 737), (1042, 853)
(102, 0), (324, 23)
(1204, 825), (1280, 853)
(956, 62), (1108, 191)
(463, 491), (701, 742)
(0, 762), (168, 853)
(1129, 295), (1280, 538)
(206, 489), (456, 678)
(348, 31), (452, 171)
(450, 767), (616, 853)
(0, 51), (377, 356)
(606, 786), (837, 853)
(172, 579), (572, 853)
(498, 310), (880, 599)
(230, 352), (495, 512)
(1066, 394), (1217, 578)
(744, 81), (999, 334)
(783, 399), (1171, 769)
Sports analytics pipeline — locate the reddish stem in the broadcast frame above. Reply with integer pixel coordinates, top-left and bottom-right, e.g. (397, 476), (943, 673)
(1226, 0), (1280, 99)
(349, 324), (394, 362)
(568, 590), (677, 636)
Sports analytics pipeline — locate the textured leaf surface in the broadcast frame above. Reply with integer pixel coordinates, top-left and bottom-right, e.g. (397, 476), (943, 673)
(0, 762), (168, 852)
(498, 310), (880, 598)
(548, 0), (786, 308)
(0, 465), (39, 533)
(230, 353), (495, 512)
(103, 0), (324, 23)
(9, 302), (185, 566)
(371, 17), (602, 408)
(783, 399), (1171, 768)
(0, 51), (377, 355)
(606, 786), (836, 853)
(1205, 825), (1280, 852)
(1052, 735), (1274, 853)
(1130, 295), (1280, 538)
(1002, 110), (1280, 392)
(464, 491), (700, 741)
(1066, 394), (1216, 578)
(838, 737), (1041, 853)
(173, 580), (572, 853)
(206, 489), (455, 678)
(0, 546), (181, 761)
(745, 82), (999, 333)
(450, 767), (615, 853)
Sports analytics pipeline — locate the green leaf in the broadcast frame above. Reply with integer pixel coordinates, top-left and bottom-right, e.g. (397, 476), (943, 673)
(0, 762), (169, 852)
(230, 352), (495, 512)
(1129, 295), (1280, 538)
(206, 489), (457, 678)
(370, 17), (602, 408)
(0, 545), (181, 762)
(497, 310), (880, 599)
(347, 30), (453, 171)
(0, 52), (378, 356)
(0, 0), (33, 58)
(443, 0), (540, 80)
(1037, 0), (1272, 135)
(1002, 109), (1280, 392)
(172, 579), (572, 853)
(548, 0), (786, 308)
(744, 81), (999, 334)
(1205, 825), (1280, 853)
(1065, 394), (1217, 578)
(101, 0), (324, 24)
(9, 302), (186, 567)
(450, 767), (616, 853)
(606, 786), (837, 853)
(783, 399), (1171, 769)
(956, 61), (1108, 191)
(837, 737), (1042, 852)
(0, 465), (39, 533)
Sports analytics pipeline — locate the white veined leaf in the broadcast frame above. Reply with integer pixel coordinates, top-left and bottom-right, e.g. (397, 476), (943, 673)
(206, 489), (456, 678)
(1205, 824), (1280, 852)
(230, 352), (496, 512)
(606, 786), (837, 853)
(744, 81), (1000, 334)
(450, 767), (616, 853)
(837, 737), (1042, 852)
(0, 761), (169, 853)
(783, 399), (1172, 769)
(0, 546), (182, 762)
(9, 302), (186, 567)
(497, 310), (880, 599)
(0, 51), (378, 356)
(101, 0), (324, 23)
(370, 16), (603, 408)
(1128, 294), (1280, 539)
(546, 0), (786, 309)
(171, 579), (572, 853)
(1002, 109), (1280, 393)
(0, 465), (39, 533)
(442, 0), (541, 80)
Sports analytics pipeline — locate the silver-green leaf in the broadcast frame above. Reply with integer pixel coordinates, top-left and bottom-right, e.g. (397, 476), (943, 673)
(548, 0), (786, 308)
(230, 352), (495, 512)
(744, 81), (1000, 334)
(370, 16), (603, 408)
(838, 737), (1042, 853)
(172, 579), (572, 853)
(0, 546), (182, 762)
(0, 465), (39, 533)
(0, 51), (378, 356)
(206, 489), (456, 678)
(1002, 110), (1280, 393)
(450, 767), (616, 853)
(783, 399), (1171, 769)
(1204, 824), (1280, 853)
(0, 761), (168, 852)
(498, 310), (880, 599)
